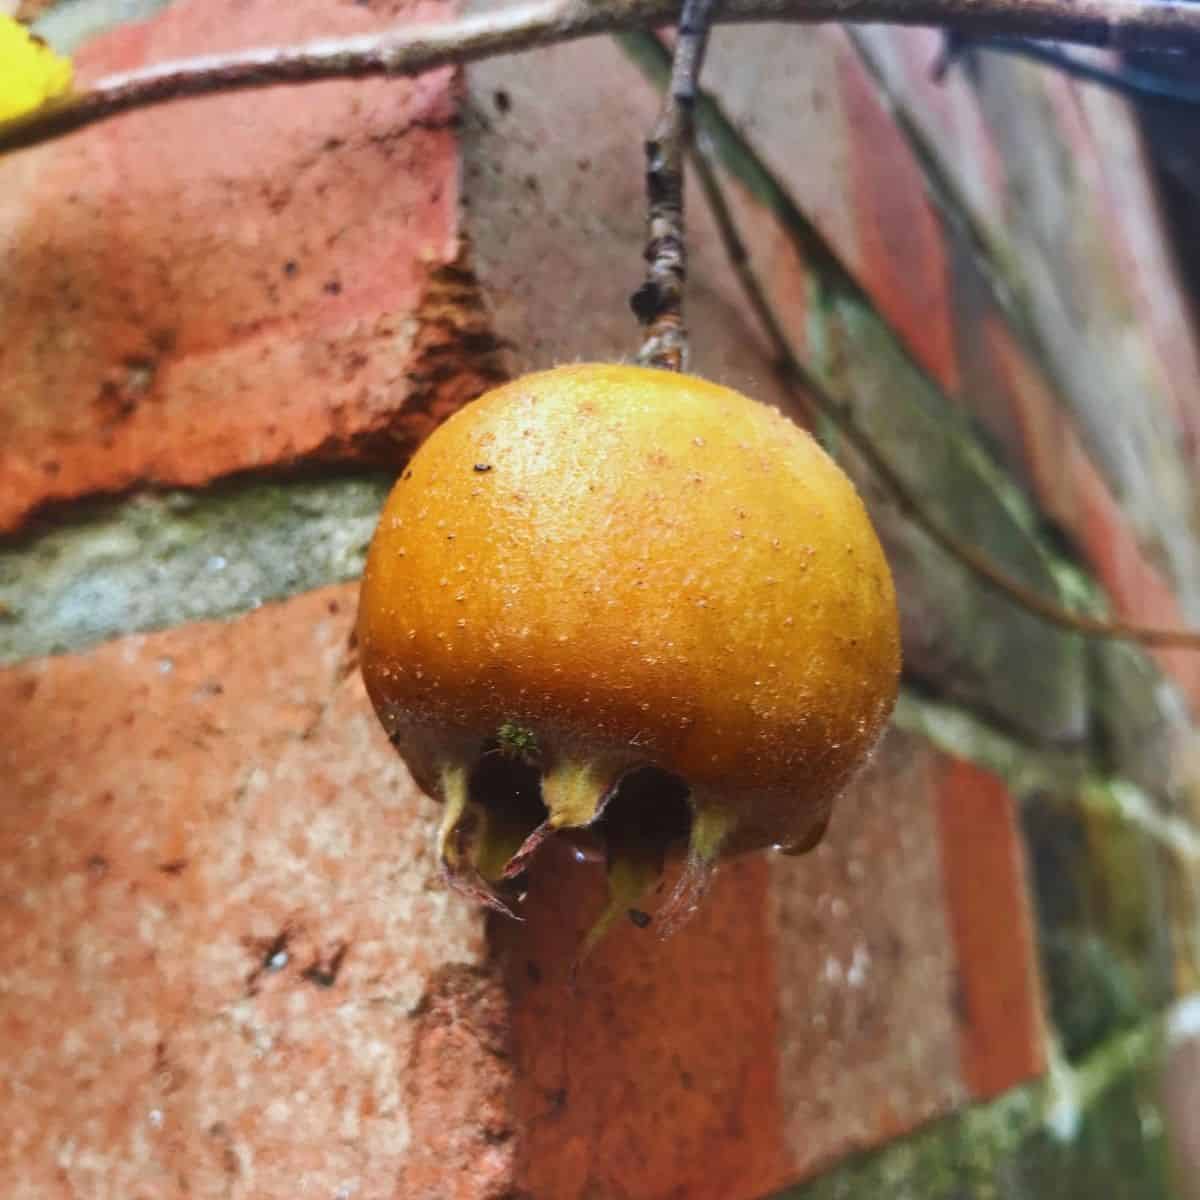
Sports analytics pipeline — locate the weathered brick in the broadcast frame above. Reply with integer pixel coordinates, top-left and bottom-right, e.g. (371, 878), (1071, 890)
(500, 849), (788, 1200)
(1021, 788), (1174, 1062)
(460, 29), (802, 415)
(963, 310), (1200, 713)
(699, 26), (959, 393)
(782, 1016), (1177, 1200)
(936, 760), (1044, 1098)
(850, 34), (1200, 622)
(1075, 458), (1200, 709)
(5, 5), (1200, 1197)
(850, 29), (1010, 236)
(838, 44), (959, 395)
(770, 734), (967, 1180)
(970, 56), (1200, 614)
(825, 296), (1088, 742)
(0, 0), (478, 534)
(0, 586), (491, 1200)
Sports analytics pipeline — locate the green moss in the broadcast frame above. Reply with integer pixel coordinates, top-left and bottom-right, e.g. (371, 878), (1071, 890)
(779, 1083), (1045, 1200)
(777, 1015), (1171, 1200)
(892, 693), (1087, 800)
(495, 721), (539, 763)
(1023, 792), (1173, 1061)
(0, 474), (391, 663)
(1007, 1064), (1173, 1199)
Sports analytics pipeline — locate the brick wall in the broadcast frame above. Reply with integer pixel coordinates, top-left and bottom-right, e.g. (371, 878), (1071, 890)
(2, 3), (1199, 1197)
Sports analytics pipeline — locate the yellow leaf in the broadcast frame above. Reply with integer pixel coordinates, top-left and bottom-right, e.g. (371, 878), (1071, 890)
(0, 16), (73, 123)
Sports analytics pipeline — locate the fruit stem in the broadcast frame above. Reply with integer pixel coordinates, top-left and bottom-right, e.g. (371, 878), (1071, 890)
(631, 1), (719, 372)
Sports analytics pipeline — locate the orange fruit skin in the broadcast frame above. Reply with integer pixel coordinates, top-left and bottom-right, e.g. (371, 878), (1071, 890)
(358, 363), (900, 854)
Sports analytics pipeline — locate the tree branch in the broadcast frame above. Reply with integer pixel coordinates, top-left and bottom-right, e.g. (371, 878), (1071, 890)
(4, 0), (1200, 157)
(690, 141), (1200, 651)
(632, 0), (719, 372)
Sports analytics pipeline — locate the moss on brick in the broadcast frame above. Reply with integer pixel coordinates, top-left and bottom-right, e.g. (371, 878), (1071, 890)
(1004, 1066), (1173, 1199)
(1022, 793), (1172, 1061)
(892, 694), (1087, 799)
(776, 1082), (1043, 1200)
(777, 1016), (1172, 1200)
(895, 691), (1189, 1061)
(0, 474), (391, 664)
(818, 294), (1087, 742)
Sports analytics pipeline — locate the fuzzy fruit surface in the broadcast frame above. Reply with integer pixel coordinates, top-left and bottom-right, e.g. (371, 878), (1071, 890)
(358, 364), (900, 891)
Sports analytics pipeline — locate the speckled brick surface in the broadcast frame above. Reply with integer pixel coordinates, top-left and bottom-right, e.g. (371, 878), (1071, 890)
(0, 0), (468, 532)
(0, 587), (494, 1200)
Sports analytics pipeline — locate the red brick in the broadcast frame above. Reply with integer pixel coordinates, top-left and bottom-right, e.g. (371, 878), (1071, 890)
(935, 760), (1045, 1099)
(700, 28), (959, 395)
(772, 733), (969, 1177)
(1069, 80), (1200, 465)
(1075, 453), (1200, 709)
(0, 586), (494, 1199)
(499, 850), (787, 1200)
(853, 30), (1010, 233)
(979, 315), (1200, 709)
(0, 0), (476, 533)
(701, 27), (860, 280)
(977, 313), (1083, 523)
(838, 46), (959, 395)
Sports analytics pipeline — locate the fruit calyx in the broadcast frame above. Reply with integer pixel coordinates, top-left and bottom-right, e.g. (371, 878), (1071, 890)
(427, 723), (728, 950)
